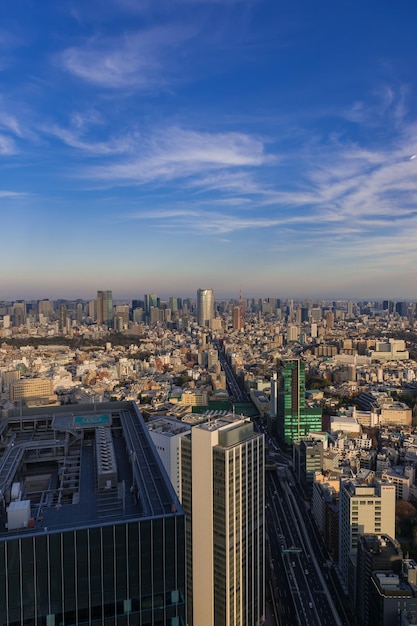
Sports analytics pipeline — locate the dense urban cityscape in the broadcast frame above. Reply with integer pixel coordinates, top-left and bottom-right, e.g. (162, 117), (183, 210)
(1, 289), (417, 624)
(3, 0), (417, 623)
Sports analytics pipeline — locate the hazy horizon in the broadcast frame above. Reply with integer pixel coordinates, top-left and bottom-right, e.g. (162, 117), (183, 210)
(1, 289), (415, 304)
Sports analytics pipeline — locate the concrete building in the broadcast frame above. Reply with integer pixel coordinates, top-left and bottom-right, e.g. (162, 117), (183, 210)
(9, 378), (57, 406)
(250, 389), (270, 418)
(356, 534), (403, 626)
(312, 472), (341, 560)
(181, 415), (265, 626)
(381, 465), (414, 500)
(293, 439), (323, 496)
(180, 389), (208, 407)
(379, 401), (412, 427)
(368, 339), (409, 360)
(369, 571), (417, 626)
(339, 478), (396, 589)
(147, 416), (191, 499)
(0, 401), (185, 625)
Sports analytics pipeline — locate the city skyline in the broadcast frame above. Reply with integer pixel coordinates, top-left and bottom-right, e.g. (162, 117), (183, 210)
(1, 291), (417, 304)
(2, 1), (417, 299)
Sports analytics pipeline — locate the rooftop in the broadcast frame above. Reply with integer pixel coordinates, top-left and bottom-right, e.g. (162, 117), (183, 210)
(0, 401), (181, 540)
(147, 416), (191, 437)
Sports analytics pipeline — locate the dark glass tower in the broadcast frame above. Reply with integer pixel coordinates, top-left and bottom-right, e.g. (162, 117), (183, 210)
(0, 401), (185, 625)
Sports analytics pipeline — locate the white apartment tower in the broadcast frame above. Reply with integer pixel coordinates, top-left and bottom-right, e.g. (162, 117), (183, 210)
(339, 478), (396, 586)
(196, 288), (214, 327)
(270, 372), (278, 417)
(181, 416), (265, 626)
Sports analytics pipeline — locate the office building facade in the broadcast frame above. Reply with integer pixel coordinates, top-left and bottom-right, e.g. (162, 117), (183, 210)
(181, 416), (265, 626)
(0, 401), (185, 625)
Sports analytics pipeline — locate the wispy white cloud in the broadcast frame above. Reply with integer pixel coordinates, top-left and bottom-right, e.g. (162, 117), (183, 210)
(0, 111), (24, 138)
(42, 123), (139, 155)
(0, 133), (17, 154)
(59, 24), (196, 88)
(108, 88), (417, 260)
(87, 126), (271, 181)
(0, 190), (28, 198)
(342, 85), (409, 129)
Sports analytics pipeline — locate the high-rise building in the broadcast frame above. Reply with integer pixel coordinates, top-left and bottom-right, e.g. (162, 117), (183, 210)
(59, 303), (67, 332)
(277, 359), (322, 445)
(169, 296), (179, 312)
(396, 301), (408, 317)
(232, 305), (243, 331)
(196, 288), (214, 327)
(325, 310), (335, 330)
(338, 477), (396, 590)
(76, 301), (83, 323)
(181, 415), (265, 626)
(38, 298), (54, 319)
(0, 401), (186, 624)
(356, 534), (402, 626)
(12, 300), (26, 327)
(96, 290), (113, 328)
(310, 307), (322, 323)
(287, 325), (299, 342)
(270, 372), (278, 418)
(114, 304), (129, 328)
(144, 294), (158, 318)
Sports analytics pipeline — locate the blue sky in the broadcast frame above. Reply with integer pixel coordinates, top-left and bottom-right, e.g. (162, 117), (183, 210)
(2, 0), (417, 301)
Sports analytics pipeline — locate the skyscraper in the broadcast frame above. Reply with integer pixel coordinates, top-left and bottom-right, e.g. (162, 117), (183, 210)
(59, 303), (67, 332)
(96, 290), (113, 328)
(196, 288), (214, 327)
(181, 415), (265, 626)
(232, 305), (243, 331)
(12, 300), (26, 326)
(277, 359), (322, 445)
(144, 293), (158, 318)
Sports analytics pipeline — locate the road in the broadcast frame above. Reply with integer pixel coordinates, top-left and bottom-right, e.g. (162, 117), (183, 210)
(214, 340), (251, 403)
(266, 465), (344, 626)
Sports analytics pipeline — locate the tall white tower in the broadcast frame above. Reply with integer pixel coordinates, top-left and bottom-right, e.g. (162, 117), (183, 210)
(196, 288), (214, 327)
(181, 416), (265, 626)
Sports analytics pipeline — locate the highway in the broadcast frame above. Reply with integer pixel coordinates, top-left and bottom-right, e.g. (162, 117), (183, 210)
(214, 340), (250, 403)
(266, 466), (344, 626)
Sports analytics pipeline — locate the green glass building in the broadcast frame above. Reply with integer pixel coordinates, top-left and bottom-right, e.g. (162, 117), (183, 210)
(277, 359), (322, 446)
